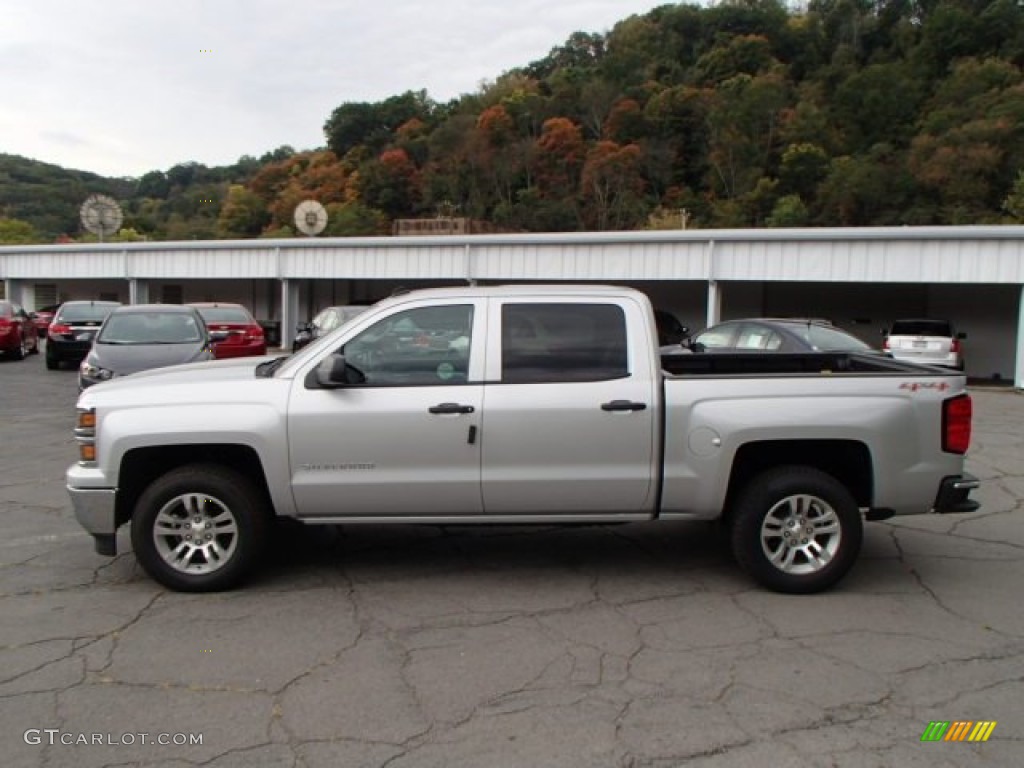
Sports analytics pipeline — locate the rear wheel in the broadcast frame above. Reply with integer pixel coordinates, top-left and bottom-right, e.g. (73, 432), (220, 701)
(12, 333), (27, 360)
(730, 466), (862, 594)
(131, 464), (269, 592)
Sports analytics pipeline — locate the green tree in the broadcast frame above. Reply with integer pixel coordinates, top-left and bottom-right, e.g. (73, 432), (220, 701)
(778, 143), (829, 200)
(323, 202), (389, 236)
(0, 217), (41, 244)
(1002, 170), (1024, 221)
(704, 72), (790, 200)
(217, 184), (270, 238)
(766, 194), (810, 227)
(323, 91), (434, 157)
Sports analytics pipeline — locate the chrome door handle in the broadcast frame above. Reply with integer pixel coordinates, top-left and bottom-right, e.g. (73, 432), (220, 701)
(600, 400), (647, 412)
(428, 402), (475, 414)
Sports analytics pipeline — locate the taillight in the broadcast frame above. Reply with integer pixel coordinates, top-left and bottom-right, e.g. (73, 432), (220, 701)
(942, 394), (972, 454)
(950, 338), (960, 353)
(49, 323), (71, 335)
(245, 324), (264, 342)
(882, 337), (890, 350)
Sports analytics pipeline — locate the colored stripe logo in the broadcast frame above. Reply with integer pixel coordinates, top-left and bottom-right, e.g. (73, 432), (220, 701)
(921, 721), (996, 742)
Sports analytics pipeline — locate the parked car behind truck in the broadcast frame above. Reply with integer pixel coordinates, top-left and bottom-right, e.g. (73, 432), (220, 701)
(0, 300), (40, 360)
(78, 304), (219, 389)
(46, 300), (121, 370)
(884, 319), (965, 370)
(67, 285), (978, 594)
(188, 302), (266, 359)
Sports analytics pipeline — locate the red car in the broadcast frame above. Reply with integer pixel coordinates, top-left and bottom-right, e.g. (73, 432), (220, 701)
(0, 300), (41, 360)
(31, 304), (60, 339)
(188, 302), (267, 359)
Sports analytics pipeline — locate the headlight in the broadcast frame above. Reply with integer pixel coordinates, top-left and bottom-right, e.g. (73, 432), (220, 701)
(80, 361), (115, 380)
(75, 408), (97, 464)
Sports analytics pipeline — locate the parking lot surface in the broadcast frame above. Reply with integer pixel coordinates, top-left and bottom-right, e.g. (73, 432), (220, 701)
(1, 347), (1022, 767)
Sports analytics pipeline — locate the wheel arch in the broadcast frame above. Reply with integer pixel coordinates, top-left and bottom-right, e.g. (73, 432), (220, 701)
(115, 444), (273, 528)
(723, 439), (872, 523)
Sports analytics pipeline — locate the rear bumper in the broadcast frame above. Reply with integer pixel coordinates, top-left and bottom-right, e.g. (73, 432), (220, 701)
(933, 473), (980, 514)
(213, 342), (267, 359)
(47, 339), (93, 361)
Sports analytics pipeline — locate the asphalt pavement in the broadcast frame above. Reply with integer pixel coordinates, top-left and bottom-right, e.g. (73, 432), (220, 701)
(0, 344), (1021, 767)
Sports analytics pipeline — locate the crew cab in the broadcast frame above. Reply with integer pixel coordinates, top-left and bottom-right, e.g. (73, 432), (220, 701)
(67, 285), (979, 593)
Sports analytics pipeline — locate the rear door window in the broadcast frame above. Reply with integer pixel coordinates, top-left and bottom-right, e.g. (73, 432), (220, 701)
(500, 303), (628, 383)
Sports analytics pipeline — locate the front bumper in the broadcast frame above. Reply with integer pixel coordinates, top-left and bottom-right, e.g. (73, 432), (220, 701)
(933, 473), (980, 514)
(67, 465), (118, 555)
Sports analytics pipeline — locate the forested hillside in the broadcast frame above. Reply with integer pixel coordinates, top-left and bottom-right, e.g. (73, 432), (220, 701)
(3, 0), (1023, 243)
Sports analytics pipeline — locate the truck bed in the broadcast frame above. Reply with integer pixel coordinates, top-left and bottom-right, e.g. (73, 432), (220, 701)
(661, 352), (942, 377)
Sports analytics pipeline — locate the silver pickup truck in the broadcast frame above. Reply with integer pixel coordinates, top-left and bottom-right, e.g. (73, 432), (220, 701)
(67, 285), (979, 594)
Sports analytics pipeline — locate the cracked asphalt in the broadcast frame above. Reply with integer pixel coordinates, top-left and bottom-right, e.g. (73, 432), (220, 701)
(1, 347), (1021, 768)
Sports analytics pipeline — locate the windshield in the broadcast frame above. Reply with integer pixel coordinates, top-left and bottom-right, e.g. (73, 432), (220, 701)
(98, 313), (203, 344)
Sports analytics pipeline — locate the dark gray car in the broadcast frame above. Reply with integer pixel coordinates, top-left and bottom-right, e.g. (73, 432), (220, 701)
(79, 304), (219, 390)
(689, 318), (876, 354)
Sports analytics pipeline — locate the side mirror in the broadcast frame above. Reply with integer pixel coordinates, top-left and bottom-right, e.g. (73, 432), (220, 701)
(880, 327), (889, 336)
(314, 353), (365, 388)
(296, 321), (312, 333)
(690, 341), (707, 354)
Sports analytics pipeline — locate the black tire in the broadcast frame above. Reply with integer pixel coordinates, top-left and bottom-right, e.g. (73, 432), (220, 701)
(730, 466), (862, 594)
(12, 335), (26, 361)
(131, 464), (270, 592)
(29, 337), (40, 354)
(45, 353), (59, 370)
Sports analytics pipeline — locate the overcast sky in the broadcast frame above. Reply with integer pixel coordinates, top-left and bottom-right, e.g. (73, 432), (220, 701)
(3, 0), (668, 179)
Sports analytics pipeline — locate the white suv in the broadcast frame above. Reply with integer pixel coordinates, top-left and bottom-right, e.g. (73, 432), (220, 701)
(884, 319), (965, 371)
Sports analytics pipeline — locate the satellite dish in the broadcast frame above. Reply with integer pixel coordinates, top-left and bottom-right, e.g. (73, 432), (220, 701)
(80, 194), (123, 241)
(294, 200), (328, 236)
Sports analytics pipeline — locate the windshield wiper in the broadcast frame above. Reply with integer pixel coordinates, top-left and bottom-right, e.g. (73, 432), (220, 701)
(255, 355), (288, 378)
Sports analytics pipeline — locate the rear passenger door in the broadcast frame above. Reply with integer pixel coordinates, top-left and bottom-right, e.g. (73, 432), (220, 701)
(480, 299), (658, 517)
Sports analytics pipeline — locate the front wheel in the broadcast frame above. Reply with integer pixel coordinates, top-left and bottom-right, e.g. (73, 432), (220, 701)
(730, 466), (862, 594)
(131, 464), (270, 592)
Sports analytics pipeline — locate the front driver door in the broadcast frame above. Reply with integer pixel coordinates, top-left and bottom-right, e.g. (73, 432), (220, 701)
(288, 300), (485, 519)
